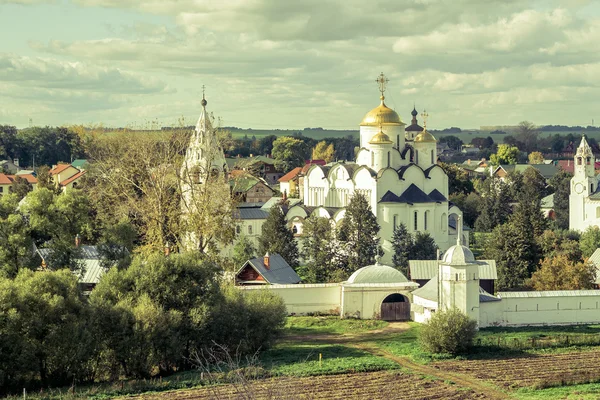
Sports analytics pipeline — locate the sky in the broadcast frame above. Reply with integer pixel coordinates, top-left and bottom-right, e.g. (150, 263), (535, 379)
(1, 0), (600, 130)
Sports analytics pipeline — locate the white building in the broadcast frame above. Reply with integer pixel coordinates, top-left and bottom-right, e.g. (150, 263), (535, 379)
(285, 74), (463, 263)
(569, 135), (600, 232)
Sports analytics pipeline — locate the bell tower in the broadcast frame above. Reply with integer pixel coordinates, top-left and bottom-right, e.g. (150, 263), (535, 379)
(570, 135), (597, 231)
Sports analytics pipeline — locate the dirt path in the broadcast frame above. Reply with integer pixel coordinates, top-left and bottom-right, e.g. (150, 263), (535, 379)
(353, 342), (510, 400)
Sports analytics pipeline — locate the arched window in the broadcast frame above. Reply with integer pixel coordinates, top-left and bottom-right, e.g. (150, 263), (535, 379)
(248, 225), (253, 235)
(387, 151), (390, 167)
(431, 150), (434, 164)
(415, 151), (419, 164)
(393, 214), (398, 229)
(424, 210), (429, 231)
(414, 211), (418, 230)
(578, 157), (583, 165)
(235, 225), (241, 235)
(371, 151), (374, 167)
(587, 157), (591, 165)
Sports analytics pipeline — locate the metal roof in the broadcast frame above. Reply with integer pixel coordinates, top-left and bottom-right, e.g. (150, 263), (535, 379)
(499, 290), (600, 298)
(411, 275), (439, 302)
(541, 193), (554, 209)
(36, 245), (109, 284)
(409, 260), (497, 280)
(261, 197), (302, 210)
(347, 264), (409, 284)
(237, 253), (301, 284)
(237, 207), (269, 220)
(479, 287), (501, 302)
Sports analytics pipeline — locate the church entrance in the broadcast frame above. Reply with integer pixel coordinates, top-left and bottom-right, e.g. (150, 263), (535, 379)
(381, 293), (410, 321)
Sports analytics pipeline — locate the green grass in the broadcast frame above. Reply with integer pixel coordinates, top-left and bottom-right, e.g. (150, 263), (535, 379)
(515, 382), (600, 399)
(284, 316), (387, 336)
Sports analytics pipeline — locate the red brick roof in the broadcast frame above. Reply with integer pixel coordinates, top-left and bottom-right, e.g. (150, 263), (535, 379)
(60, 171), (85, 186)
(278, 167), (302, 183)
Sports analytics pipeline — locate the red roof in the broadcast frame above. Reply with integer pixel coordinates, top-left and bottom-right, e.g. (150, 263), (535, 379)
(557, 159), (600, 175)
(0, 174), (12, 185)
(306, 159), (326, 166)
(8, 174), (37, 184)
(60, 171), (85, 186)
(50, 163), (76, 175)
(278, 167), (302, 183)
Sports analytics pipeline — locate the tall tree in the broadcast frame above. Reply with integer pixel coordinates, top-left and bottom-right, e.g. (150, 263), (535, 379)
(449, 192), (480, 228)
(231, 235), (256, 270)
(300, 216), (337, 282)
(409, 232), (439, 261)
(391, 223), (412, 277)
(311, 141), (335, 163)
(271, 137), (310, 172)
(490, 144), (519, 166)
(580, 226), (600, 259)
(485, 222), (530, 290)
(258, 206), (298, 267)
(0, 194), (34, 278)
(474, 177), (511, 232)
(10, 176), (32, 200)
(529, 254), (596, 290)
(548, 170), (571, 230)
(438, 135), (463, 151)
(515, 121), (540, 153)
(440, 162), (474, 195)
(338, 192), (380, 272)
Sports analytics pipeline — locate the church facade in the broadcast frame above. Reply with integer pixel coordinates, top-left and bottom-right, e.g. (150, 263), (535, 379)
(285, 74), (463, 263)
(569, 136), (600, 232)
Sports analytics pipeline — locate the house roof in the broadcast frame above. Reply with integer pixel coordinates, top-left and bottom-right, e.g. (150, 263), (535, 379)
(499, 290), (600, 298)
(50, 163), (77, 175)
(428, 189), (447, 202)
(60, 171), (85, 186)
(279, 167), (302, 183)
(261, 197), (302, 209)
(236, 253), (301, 284)
(541, 193), (554, 209)
(347, 264), (409, 284)
(379, 184), (438, 204)
(71, 159), (88, 169)
(479, 287), (501, 302)
(405, 123), (423, 132)
(495, 164), (560, 179)
(0, 174), (13, 185)
(411, 274), (439, 302)
(237, 207), (270, 220)
(37, 245), (113, 285)
(10, 174), (37, 184)
(409, 259), (497, 280)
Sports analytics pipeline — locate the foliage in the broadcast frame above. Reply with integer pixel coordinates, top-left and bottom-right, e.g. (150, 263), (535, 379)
(0, 194), (35, 278)
(438, 135), (463, 151)
(548, 170), (571, 230)
(97, 219), (136, 269)
(419, 308), (477, 355)
(231, 234), (256, 270)
(271, 137), (310, 172)
(258, 206), (298, 267)
(299, 216), (338, 282)
(439, 162), (474, 195)
(485, 222), (532, 290)
(34, 165), (55, 191)
(514, 121), (541, 153)
(528, 151), (544, 164)
(537, 229), (582, 263)
(410, 232), (439, 261)
(474, 177), (512, 232)
(529, 254), (596, 290)
(337, 192), (380, 273)
(490, 144), (519, 166)
(10, 176), (32, 200)
(391, 223), (412, 276)
(449, 192), (480, 228)
(579, 226), (600, 259)
(311, 141), (335, 163)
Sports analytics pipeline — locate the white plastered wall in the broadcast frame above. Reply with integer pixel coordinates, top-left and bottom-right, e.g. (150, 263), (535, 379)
(239, 284), (342, 315)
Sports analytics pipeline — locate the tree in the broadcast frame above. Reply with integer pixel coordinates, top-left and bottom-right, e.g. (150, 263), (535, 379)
(580, 226), (600, 259)
(258, 206), (298, 267)
(232, 235), (256, 270)
(471, 136), (494, 150)
(338, 192), (380, 272)
(10, 176), (32, 200)
(440, 162), (474, 195)
(485, 222), (532, 290)
(0, 194), (34, 278)
(419, 308), (477, 355)
(529, 254), (596, 290)
(271, 137), (310, 172)
(409, 232), (438, 261)
(449, 192), (480, 228)
(490, 144), (519, 166)
(311, 141), (335, 163)
(537, 229), (582, 263)
(474, 177), (511, 232)
(515, 121), (540, 153)
(439, 135), (463, 151)
(548, 170), (571, 230)
(300, 216), (338, 282)
(35, 165), (55, 191)
(391, 223), (412, 277)
(528, 151), (544, 164)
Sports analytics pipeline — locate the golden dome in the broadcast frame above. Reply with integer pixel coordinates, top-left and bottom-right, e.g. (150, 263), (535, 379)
(414, 128), (436, 143)
(360, 97), (403, 126)
(369, 129), (393, 145)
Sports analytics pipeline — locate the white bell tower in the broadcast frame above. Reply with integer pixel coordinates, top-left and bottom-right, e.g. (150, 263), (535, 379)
(569, 135), (597, 231)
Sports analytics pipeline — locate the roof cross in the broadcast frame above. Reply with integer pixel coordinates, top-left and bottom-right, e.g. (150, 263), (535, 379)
(376, 72), (389, 98)
(421, 110), (429, 129)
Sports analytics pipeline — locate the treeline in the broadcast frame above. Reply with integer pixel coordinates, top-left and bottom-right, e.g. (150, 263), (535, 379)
(0, 253), (286, 394)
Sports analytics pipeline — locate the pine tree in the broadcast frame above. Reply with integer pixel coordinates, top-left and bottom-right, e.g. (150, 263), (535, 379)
(485, 223), (530, 290)
(258, 206), (298, 266)
(391, 223), (412, 276)
(548, 170), (571, 230)
(232, 235), (256, 270)
(339, 192), (380, 272)
(300, 216), (337, 282)
(410, 232), (438, 261)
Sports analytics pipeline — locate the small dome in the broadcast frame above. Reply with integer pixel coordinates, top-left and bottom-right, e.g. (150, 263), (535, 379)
(369, 129), (393, 145)
(442, 244), (475, 265)
(414, 128), (436, 143)
(347, 264), (409, 284)
(361, 98), (403, 126)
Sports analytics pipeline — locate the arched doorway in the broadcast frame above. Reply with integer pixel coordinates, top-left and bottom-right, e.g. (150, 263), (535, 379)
(381, 293), (410, 321)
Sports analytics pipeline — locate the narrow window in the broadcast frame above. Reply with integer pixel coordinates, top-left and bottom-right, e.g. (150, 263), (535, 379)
(578, 157), (582, 165)
(431, 150), (434, 164)
(415, 151), (419, 164)
(424, 211), (429, 231)
(387, 151), (390, 167)
(587, 157), (591, 165)
(248, 225), (253, 235)
(236, 226), (241, 235)
(397, 135), (400, 148)
(371, 151), (374, 167)
(592, 184), (594, 193)
(414, 211), (418, 230)
(393, 214), (398, 229)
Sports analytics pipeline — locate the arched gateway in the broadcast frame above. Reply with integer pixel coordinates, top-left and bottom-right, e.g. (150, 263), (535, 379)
(381, 293), (410, 321)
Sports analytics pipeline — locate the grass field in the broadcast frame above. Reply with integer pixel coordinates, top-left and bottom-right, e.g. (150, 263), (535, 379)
(284, 315), (387, 336)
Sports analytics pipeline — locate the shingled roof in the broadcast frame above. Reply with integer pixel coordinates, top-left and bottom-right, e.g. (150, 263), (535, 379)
(379, 184), (444, 204)
(236, 253), (301, 284)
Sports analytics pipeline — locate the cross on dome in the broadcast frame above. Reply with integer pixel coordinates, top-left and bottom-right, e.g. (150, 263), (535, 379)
(376, 72), (389, 99)
(421, 110), (429, 129)
(201, 85), (207, 107)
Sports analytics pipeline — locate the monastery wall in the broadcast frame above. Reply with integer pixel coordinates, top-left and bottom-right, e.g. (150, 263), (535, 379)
(341, 286), (413, 319)
(479, 292), (600, 328)
(238, 283), (341, 315)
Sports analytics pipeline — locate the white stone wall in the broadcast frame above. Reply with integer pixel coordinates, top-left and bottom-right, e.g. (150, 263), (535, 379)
(239, 284), (342, 315)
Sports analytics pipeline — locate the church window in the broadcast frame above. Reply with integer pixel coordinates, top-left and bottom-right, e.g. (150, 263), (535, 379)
(248, 225), (253, 235)
(587, 157), (591, 165)
(387, 151), (390, 167)
(414, 211), (418, 230)
(424, 211), (429, 231)
(431, 150), (434, 164)
(235, 226), (241, 235)
(393, 214), (398, 229)
(397, 135), (400, 148)
(415, 151), (419, 164)
(592, 183), (595, 193)
(578, 157), (582, 165)
(371, 151), (374, 167)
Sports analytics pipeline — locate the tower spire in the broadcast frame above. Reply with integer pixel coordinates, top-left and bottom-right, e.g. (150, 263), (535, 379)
(201, 85), (207, 107)
(456, 215), (463, 246)
(421, 110), (429, 130)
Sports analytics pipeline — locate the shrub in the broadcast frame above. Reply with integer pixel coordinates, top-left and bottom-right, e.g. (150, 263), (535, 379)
(419, 308), (477, 355)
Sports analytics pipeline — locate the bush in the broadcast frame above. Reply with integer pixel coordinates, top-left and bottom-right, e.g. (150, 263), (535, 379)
(419, 308), (477, 355)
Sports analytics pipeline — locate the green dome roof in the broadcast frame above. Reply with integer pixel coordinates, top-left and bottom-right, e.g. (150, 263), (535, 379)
(347, 264), (409, 284)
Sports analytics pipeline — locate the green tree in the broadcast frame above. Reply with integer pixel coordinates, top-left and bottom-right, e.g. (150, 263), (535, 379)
(258, 206), (298, 267)
(485, 222), (531, 290)
(311, 141), (335, 163)
(474, 177), (511, 232)
(528, 151), (544, 164)
(439, 135), (463, 151)
(419, 308), (477, 355)
(529, 254), (596, 290)
(409, 232), (438, 261)
(537, 229), (582, 263)
(490, 144), (519, 166)
(449, 192), (480, 228)
(97, 219), (136, 269)
(515, 121), (540, 153)
(271, 136), (310, 172)
(232, 234), (256, 270)
(35, 165), (56, 191)
(10, 176), (32, 200)
(548, 170), (571, 230)
(0, 194), (34, 278)
(338, 192), (380, 272)
(580, 226), (600, 259)
(300, 216), (337, 283)
(391, 223), (412, 277)
(440, 162), (474, 195)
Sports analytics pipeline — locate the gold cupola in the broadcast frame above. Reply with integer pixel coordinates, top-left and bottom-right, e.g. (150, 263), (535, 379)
(369, 127), (393, 145)
(360, 96), (403, 126)
(414, 128), (436, 143)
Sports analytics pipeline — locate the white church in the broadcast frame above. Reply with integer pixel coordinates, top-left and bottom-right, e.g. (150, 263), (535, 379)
(284, 73), (463, 263)
(569, 135), (600, 231)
